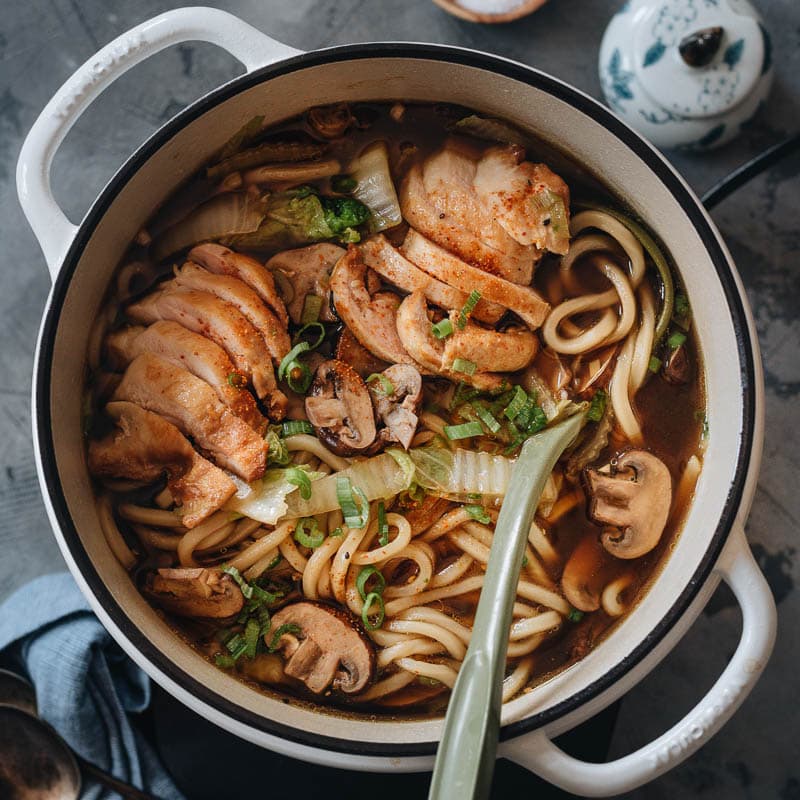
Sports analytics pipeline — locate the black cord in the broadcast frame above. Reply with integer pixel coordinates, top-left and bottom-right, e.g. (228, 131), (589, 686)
(701, 132), (800, 210)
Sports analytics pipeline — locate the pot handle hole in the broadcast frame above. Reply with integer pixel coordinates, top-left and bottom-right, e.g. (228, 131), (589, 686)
(499, 521), (777, 797)
(16, 6), (301, 279)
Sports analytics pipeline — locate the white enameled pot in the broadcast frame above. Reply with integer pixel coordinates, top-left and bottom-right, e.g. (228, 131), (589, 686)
(17, 8), (776, 797)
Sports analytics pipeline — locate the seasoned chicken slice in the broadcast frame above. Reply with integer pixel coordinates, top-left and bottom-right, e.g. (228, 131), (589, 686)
(126, 288), (286, 418)
(112, 353), (267, 481)
(188, 243), (288, 327)
(105, 322), (265, 432)
(265, 243), (345, 324)
(329, 247), (418, 366)
(359, 235), (504, 325)
(172, 261), (290, 363)
(396, 291), (504, 392)
(441, 314), (539, 373)
(88, 401), (235, 527)
(474, 145), (571, 255)
(401, 229), (550, 329)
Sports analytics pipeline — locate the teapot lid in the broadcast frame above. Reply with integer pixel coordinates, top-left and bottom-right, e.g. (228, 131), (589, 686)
(630, 0), (767, 119)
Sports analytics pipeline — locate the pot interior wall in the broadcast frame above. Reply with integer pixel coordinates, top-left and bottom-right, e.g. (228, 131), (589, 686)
(43, 52), (746, 747)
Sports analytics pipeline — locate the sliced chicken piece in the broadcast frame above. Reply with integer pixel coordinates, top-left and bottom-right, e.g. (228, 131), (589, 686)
(396, 291), (504, 392)
(188, 243), (288, 327)
(265, 243), (345, 324)
(335, 327), (389, 379)
(442, 316), (539, 373)
(172, 261), (290, 363)
(474, 145), (571, 255)
(112, 353), (268, 482)
(401, 229), (550, 330)
(104, 322), (265, 432)
(329, 247), (417, 366)
(359, 234), (504, 325)
(127, 288), (286, 417)
(88, 401), (235, 527)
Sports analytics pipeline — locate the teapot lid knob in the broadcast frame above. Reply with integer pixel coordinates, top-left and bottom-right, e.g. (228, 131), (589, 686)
(628, 0), (769, 120)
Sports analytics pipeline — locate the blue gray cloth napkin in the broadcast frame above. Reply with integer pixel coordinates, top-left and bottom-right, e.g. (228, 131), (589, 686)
(0, 572), (184, 800)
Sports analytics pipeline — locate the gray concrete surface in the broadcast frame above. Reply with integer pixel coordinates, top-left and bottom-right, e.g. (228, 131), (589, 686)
(0, 0), (797, 797)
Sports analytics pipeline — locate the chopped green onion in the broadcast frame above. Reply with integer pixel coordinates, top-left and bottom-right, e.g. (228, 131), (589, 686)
(377, 502), (389, 546)
(268, 623), (302, 652)
(300, 294), (323, 325)
(503, 386), (528, 421)
(331, 175), (357, 193)
(467, 492), (483, 500)
(278, 341), (311, 381)
(361, 592), (385, 631)
(293, 321), (326, 350)
(285, 360), (312, 394)
(457, 290), (481, 329)
(675, 294), (690, 318)
(444, 421), (483, 440)
(452, 358), (477, 376)
(472, 403), (501, 434)
(514, 401), (547, 434)
(366, 372), (394, 395)
(227, 371), (247, 389)
(587, 389), (607, 423)
(567, 608), (584, 623)
(282, 420), (314, 437)
(668, 331), (686, 349)
(244, 617), (261, 659)
(648, 355), (662, 374)
(431, 318), (454, 339)
(222, 565), (254, 599)
(336, 476), (370, 528)
(356, 566), (385, 601)
(465, 505), (491, 524)
(294, 517), (325, 548)
(215, 654), (237, 668)
(285, 467), (313, 500)
(330, 526), (344, 538)
(225, 632), (248, 660)
(265, 429), (290, 465)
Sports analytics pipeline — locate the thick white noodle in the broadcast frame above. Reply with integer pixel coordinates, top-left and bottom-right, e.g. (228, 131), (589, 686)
(629, 282), (656, 392)
(97, 495), (137, 569)
(609, 327), (643, 444)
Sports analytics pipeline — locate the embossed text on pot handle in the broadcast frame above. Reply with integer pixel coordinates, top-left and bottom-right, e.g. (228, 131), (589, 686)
(500, 521), (776, 797)
(16, 6), (301, 277)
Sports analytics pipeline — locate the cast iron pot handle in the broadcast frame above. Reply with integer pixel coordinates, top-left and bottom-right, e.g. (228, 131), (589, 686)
(499, 521), (776, 797)
(16, 6), (301, 277)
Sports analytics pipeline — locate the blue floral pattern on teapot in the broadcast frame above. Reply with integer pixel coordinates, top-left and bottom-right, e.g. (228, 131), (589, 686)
(599, 0), (773, 149)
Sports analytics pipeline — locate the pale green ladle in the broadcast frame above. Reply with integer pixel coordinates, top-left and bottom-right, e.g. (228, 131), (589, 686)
(428, 412), (585, 800)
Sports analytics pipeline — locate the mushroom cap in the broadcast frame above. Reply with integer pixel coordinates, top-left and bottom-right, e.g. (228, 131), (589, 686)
(305, 359), (377, 456)
(584, 449), (673, 560)
(269, 601), (376, 694)
(369, 364), (423, 450)
(561, 534), (608, 612)
(144, 568), (244, 618)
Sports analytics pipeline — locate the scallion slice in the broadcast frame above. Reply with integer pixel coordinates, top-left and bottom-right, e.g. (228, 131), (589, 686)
(265, 429), (290, 465)
(668, 331), (686, 349)
(282, 420), (314, 437)
(451, 358), (477, 376)
(648, 355), (662, 374)
(472, 403), (501, 434)
(278, 341), (311, 381)
(222, 565), (254, 599)
(294, 517), (325, 548)
(227, 371), (247, 389)
(567, 608), (584, 623)
(293, 321), (326, 350)
(587, 389), (607, 423)
(465, 504), (491, 524)
(444, 421), (483, 440)
(244, 617), (261, 659)
(285, 360), (312, 394)
(431, 318), (454, 339)
(361, 592), (385, 631)
(215, 654), (237, 668)
(503, 386), (528, 421)
(300, 294), (323, 325)
(366, 372), (394, 395)
(285, 467), (313, 500)
(268, 623), (302, 652)
(457, 290), (481, 329)
(336, 476), (369, 528)
(377, 501), (389, 546)
(356, 566), (385, 601)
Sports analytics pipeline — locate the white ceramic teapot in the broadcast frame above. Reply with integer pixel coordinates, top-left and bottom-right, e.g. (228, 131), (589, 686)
(599, 0), (773, 149)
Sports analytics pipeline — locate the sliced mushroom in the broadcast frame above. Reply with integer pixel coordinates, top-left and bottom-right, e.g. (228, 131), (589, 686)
(583, 449), (673, 559)
(369, 364), (423, 450)
(305, 360), (377, 456)
(269, 601), (375, 694)
(662, 344), (691, 385)
(335, 327), (390, 378)
(330, 246), (414, 365)
(144, 568), (243, 618)
(561, 534), (607, 612)
(307, 103), (354, 139)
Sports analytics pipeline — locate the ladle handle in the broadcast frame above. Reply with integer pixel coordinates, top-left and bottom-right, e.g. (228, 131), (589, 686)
(75, 753), (162, 800)
(16, 6), (301, 278)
